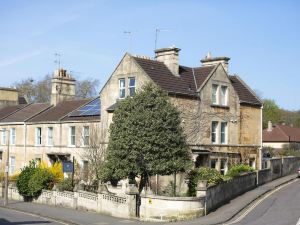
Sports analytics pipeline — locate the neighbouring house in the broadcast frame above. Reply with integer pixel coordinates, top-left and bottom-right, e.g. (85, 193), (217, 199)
(0, 69), (100, 176)
(0, 87), (27, 108)
(263, 121), (300, 150)
(100, 46), (263, 173)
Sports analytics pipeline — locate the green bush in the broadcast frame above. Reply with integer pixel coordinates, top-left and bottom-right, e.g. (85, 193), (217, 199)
(226, 164), (254, 178)
(57, 178), (74, 192)
(28, 169), (54, 197)
(186, 167), (223, 196)
(16, 161), (37, 199)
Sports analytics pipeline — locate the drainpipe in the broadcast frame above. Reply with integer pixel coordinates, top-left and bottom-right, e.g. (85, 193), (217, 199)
(259, 105), (263, 170)
(24, 123), (27, 166)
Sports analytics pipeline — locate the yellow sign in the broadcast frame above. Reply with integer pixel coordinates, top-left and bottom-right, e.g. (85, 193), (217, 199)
(148, 198), (152, 204)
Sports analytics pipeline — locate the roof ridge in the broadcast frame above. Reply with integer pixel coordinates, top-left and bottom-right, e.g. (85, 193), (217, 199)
(0, 104), (30, 121)
(276, 125), (290, 140)
(25, 104), (53, 122)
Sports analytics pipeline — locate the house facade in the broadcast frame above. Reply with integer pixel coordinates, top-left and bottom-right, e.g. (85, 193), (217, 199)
(263, 121), (300, 149)
(0, 69), (100, 175)
(100, 47), (263, 172)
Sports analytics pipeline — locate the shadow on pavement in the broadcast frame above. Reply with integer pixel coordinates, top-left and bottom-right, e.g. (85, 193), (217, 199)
(0, 218), (52, 225)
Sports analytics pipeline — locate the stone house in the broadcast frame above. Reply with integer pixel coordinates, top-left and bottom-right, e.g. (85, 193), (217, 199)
(0, 87), (27, 108)
(0, 69), (100, 175)
(263, 121), (300, 150)
(100, 47), (263, 172)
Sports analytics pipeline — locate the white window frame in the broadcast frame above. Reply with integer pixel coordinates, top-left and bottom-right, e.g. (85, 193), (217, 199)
(9, 156), (15, 175)
(1, 128), (6, 145)
(35, 127), (42, 146)
(47, 127), (53, 146)
(128, 77), (136, 97)
(211, 121), (218, 144)
(119, 78), (125, 99)
(69, 126), (76, 147)
(211, 84), (219, 105)
(220, 159), (228, 175)
(220, 122), (228, 144)
(220, 85), (228, 106)
(82, 126), (90, 147)
(10, 128), (16, 145)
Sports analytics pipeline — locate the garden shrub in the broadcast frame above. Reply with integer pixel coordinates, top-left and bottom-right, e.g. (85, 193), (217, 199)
(57, 178), (74, 192)
(186, 167), (223, 196)
(38, 161), (64, 183)
(28, 168), (54, 198)
(226, 164), (254, 178)
(16, 161), (37, 199)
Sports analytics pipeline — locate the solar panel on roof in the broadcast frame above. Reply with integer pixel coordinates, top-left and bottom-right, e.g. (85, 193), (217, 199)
(69, 97), (100, 117)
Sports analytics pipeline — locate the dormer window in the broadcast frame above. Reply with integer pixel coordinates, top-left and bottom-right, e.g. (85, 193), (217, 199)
(211, 84), (228, 106)
(212, 84), (219, 104)
(119, 78), (125, 99)
(128, 77), (136, 96)
(220, 86), (228, 106)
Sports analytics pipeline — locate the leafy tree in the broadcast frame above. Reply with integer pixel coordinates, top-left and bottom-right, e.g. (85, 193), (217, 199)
(263, 99), (282, 129)
(13, 75), (99, 103)
(102, 83), (192, 192)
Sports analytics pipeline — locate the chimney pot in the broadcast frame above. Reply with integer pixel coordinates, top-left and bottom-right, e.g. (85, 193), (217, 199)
(155, 46), (181, 76)
(267, 121), (273, 132)
(201, 54), (230, 73)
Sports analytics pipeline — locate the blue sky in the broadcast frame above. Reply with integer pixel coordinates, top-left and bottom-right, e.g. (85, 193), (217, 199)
(0, 0), (299, 110)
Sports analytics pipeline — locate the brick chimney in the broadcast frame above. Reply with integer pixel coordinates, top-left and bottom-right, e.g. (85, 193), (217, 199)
(267, 121), (273, 132)
(155, 46), (181, 76)
(201, 52), (230, 73)
(51, 69), (76, 106)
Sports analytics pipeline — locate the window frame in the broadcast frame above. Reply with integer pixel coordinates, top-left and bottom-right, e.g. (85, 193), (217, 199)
(47, 127), (53, 146)
(211, 84), (219, 105)
(220, 122), (228, 144)
(119, 78), (126, 99)
(1, 128), (6, 145)
(69, 126), (76, 147)
(211, 121), (218, 144)
(220, 85), (228, 106)
(9, 156), (15, 175)
(128, 77), (136, 97)
(10, 128), (16, 145)
(35, 127), (42, 146)
(83, 126), (90, 147)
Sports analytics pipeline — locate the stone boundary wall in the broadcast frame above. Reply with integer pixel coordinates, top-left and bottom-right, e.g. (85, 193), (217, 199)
(0, 187), (137, 219)
(140, 195), (205, 221)
(257, 156), (300, 186)
(200, 172), (257, 214)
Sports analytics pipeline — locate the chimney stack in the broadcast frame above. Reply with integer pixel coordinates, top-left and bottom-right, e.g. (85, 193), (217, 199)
(51, 69), (76, 106)
(267, 121), (273, 132)
(155, 46), (181, 76)
(201, 52), (230, 73)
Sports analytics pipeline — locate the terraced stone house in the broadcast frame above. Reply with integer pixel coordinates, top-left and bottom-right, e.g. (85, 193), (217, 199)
(100, 47), (263, 172)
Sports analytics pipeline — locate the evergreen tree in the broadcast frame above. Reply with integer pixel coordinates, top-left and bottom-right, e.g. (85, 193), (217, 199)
(102, 83), (192, 192)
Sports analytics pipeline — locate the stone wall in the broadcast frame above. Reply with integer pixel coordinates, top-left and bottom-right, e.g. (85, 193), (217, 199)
(1, 186), (137, 219)
(140, 195), (205, 221)
(257, 156), (300, 186)
(200, 172), (257, 214)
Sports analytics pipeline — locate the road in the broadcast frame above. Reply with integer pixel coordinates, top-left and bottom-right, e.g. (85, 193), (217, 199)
(227, 179), (300, 225)
(0, 207), (64, 225)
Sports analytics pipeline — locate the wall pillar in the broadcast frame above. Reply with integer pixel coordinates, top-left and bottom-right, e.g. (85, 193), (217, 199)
(125, 184), (139, 218)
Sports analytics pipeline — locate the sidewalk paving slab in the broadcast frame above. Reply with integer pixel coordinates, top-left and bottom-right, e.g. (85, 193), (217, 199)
(0, 174), (298, 225)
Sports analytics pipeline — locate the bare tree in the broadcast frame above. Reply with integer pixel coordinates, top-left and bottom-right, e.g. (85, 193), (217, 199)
(80, 123), (106, 182)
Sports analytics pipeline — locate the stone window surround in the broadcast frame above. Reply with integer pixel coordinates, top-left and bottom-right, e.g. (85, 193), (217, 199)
(118, 76), (136, 99)
(47, 127), (53, 146)
(211, 121), (228, 145)
(10, 128), (16, 145)
(35, 127), (42, 146)
(119, 78), (126, 99)
(211, 82), (229, 107)
(69, 126), (76, 147)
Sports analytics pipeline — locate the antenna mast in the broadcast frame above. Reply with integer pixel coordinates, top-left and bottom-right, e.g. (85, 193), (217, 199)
(54, 53), (62, 70)
(154, 27), (171, 51)
(124, 31), (133, 53)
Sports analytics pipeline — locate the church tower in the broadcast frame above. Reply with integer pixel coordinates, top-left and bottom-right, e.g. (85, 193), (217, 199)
(51, 69), (76, 106)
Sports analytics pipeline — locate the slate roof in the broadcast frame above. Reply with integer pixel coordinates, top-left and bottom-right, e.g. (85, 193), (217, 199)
(1, 103), (50, 122)
(133, 56), (262, 107)
(263, 125), (300, 142)
(0, 104), (26, 120)
(28, 99), (91, 123)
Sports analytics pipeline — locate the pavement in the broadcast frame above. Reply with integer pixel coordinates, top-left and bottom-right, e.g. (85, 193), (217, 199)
(0, 174), (298, 225)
